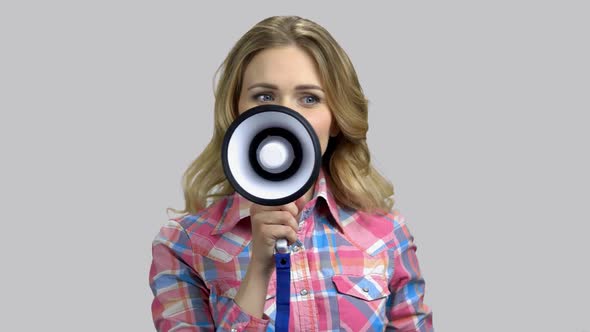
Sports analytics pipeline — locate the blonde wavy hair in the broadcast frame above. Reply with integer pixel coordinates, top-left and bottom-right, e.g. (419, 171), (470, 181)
(167, 15), (394, 217)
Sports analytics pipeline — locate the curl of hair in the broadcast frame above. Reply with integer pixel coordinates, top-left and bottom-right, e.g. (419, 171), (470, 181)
(167, 15), (394, 218)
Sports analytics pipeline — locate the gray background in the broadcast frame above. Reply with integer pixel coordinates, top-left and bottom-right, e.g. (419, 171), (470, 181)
(1, 1), (588, 331)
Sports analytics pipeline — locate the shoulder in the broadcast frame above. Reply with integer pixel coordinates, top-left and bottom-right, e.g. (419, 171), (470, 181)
(153, 196), (232, 251)
(351, 208), (415, 255)
(155, 196), (253, 265)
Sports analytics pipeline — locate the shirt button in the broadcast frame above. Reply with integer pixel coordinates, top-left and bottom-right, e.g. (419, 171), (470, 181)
(231, 329), (238, 332)
(300, 289), (308, 296)
(362, 287), (369, 293)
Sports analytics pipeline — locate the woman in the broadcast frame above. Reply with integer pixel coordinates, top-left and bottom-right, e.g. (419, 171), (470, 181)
(149, 15), (433, 331)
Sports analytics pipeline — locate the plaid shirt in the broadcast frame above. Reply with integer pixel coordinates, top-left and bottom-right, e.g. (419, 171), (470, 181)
(149, 167), (433, 331)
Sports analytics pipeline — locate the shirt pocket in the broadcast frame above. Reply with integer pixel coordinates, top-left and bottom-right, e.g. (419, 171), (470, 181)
(332, 274), (391, 331)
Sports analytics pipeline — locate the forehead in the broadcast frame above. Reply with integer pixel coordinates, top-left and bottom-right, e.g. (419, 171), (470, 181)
(242, 46), (322, 86)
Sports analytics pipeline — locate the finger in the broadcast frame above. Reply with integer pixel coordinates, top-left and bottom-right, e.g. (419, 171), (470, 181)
(258, 210), (299, 232)
(254, 202), (298, 217)
(268, 225), (298, 245)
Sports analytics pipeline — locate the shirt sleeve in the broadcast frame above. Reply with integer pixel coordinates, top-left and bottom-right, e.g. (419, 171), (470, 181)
(385, 219), (434, 332)
(149, 219), (270, 331)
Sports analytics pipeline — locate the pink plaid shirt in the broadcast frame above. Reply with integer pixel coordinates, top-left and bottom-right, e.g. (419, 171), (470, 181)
(149, 167), (433, 331)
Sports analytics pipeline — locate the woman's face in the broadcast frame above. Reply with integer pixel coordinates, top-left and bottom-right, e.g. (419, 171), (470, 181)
(237, 45), (339, 157)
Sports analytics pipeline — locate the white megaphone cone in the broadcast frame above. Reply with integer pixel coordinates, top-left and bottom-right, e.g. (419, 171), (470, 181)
(221, 104), (322, 252)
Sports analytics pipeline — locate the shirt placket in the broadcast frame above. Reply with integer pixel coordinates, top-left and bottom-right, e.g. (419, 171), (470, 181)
(288, 206), (318, 332)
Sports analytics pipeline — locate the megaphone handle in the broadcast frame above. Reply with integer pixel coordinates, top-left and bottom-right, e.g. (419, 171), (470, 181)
(275, 250), (291, 331)
(275, 238), (289, 254)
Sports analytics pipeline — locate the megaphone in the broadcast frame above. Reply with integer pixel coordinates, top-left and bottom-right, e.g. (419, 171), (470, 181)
(222, 104), (319, 331)
(221, 104), (322, 208)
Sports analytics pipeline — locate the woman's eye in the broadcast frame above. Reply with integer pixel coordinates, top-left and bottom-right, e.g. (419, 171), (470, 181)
(302, 95), (321, 105)
(254, 94), (273, 103)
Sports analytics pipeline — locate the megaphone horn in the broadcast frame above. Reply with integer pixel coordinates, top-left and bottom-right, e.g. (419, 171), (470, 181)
(221, 104), (321, 207)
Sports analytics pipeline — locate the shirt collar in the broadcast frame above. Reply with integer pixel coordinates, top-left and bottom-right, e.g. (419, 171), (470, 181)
(210, 166), (344, 235)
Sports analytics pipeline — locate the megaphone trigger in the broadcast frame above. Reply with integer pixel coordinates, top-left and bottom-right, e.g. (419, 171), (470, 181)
(275, 238), (289, 254)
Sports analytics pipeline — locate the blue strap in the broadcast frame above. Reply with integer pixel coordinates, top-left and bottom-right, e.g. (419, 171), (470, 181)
(275, 252), (291, 332)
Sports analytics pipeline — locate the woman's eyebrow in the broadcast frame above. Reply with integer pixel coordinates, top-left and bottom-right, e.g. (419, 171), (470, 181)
(296, 84), (324, 92)
(247, 82), (324, 92)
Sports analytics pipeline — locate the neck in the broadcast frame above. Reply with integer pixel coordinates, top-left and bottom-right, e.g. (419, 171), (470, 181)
(302, 185), (314, 205)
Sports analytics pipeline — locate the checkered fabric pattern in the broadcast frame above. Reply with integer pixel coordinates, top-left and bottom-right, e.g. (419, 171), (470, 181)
(149, 167), (433, 331)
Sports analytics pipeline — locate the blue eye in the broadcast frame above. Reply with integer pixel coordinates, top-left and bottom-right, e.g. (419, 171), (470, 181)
(302, 95), (320, 105)
(254, 93), (273, 103)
